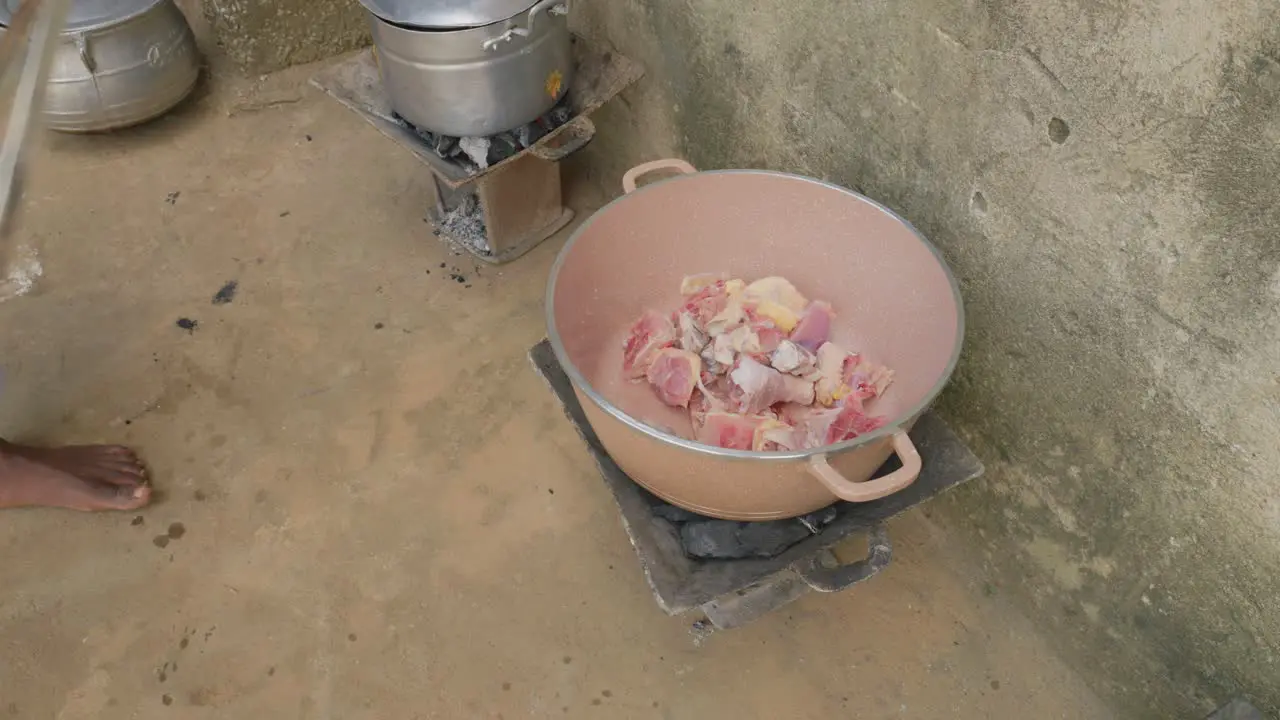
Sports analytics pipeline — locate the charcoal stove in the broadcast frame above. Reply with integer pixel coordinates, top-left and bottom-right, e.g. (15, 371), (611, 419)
(311, 37), (642, 264)
(530, 339), (984, 630)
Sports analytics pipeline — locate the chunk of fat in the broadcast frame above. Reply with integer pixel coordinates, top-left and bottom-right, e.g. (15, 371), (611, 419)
(743, 276), (808, 313)
(680, 273), (728, 296)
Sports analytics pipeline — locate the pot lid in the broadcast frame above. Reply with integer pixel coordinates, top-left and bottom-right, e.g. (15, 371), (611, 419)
(358, 0), (537, 29)
(0, 0), (163, 31)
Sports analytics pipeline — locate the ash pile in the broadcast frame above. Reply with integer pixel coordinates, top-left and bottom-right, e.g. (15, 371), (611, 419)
(394, 97), (573, 173)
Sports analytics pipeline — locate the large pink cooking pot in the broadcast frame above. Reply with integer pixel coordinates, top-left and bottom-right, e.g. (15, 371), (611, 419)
(547, 160), (964, 521)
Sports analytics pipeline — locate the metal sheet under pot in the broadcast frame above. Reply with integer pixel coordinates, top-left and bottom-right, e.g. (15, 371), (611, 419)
(365, 0), (573, 138)
(0, 0), (200, 133)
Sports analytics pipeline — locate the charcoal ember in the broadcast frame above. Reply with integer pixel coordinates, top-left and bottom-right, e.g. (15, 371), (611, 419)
(680, 520), (811, 560)
(650, 502), (705, 524)
(545, 103), (571, 127)
(488, 132), (522, 164)
(798, 505), (838, 533)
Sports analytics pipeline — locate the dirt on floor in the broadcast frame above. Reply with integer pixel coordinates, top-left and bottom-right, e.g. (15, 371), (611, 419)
(0, 59), (1115, 719)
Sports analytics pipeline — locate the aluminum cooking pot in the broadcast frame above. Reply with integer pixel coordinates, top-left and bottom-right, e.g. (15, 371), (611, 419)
(547, 160), (965, 521)
(366, 0), (571, 137)
(0, 0), (199, 132)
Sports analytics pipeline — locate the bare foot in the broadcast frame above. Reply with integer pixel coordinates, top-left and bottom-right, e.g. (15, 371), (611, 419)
(0, 440), (151, 511)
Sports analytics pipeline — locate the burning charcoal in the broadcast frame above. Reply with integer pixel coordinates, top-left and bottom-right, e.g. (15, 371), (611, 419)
(797, 505), (838, 534)
(680, 520), (811, 560)
(650, 503), (704, 524)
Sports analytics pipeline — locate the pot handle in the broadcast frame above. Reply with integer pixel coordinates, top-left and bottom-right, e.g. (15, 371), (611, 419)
(621, 159), (697, 193)
(792, 524), (891, 592)
(75, 33), (96, 73)
(529, 115), (594, 162)
(806, 431), (921, 502)
(482, 0), (569, 51)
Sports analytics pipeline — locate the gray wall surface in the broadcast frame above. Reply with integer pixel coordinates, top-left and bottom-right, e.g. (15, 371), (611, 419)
(203, 0), (369, 75)
(570, 0), (1279, 717)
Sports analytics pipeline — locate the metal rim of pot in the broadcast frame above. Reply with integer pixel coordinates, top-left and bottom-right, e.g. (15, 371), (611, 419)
(0, 0), (164, 31)
(357, 0), (541, 30)
(545, 168), (967, 463)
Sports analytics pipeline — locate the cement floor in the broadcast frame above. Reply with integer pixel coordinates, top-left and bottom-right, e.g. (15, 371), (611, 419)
(0, 61), (1114, 719)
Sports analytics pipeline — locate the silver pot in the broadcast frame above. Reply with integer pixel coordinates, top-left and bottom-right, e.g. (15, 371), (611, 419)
(0, 0), (200, 133)
(365, 0), (572, 137)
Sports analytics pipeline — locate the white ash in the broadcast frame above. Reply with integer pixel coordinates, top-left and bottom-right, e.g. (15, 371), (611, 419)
(0, 245), (42, 302)
(436, 195), (490, 256)
(458, 136), (491, 170)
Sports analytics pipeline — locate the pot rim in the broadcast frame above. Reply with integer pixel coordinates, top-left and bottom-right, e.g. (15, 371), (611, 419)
(545, 168), (966, 462)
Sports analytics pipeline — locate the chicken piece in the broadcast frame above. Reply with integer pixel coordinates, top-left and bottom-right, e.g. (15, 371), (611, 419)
(770, 339), (817, 376)
(753, 418), (799, 452)
(779, 374), (816, 406)
(623, 309), (678, 379)
(729, 357), (816, 414)
(645, 348), (702, 408)
(680, 273), (728, 296)
(814, 342), (850, 405)
(743, 276), (809, 313)
(689, 378), (732, 430)
(844, 356), (895, 400)
(710, 333), (737, 367)
(681, 281), (730, 326)
(706, 294), (747, 337)
(727, 324), (763, 356)
(790, 301), (834, 352)
(696, 411), (771, 450)
(750, 300), (801, 332)
(793, 400), (887, 449)
(775, 402), (813, 427)
(677, 311), (709, 354)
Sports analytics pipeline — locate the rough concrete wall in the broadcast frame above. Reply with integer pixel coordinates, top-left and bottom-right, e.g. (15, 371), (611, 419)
(202, 0), (369, 75)
(574, 0), (1280, 716)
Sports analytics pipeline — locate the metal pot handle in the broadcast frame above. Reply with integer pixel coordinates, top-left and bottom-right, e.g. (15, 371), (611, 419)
(529, 115), (595, 162)
(482, 0), (569, 51)
(75, 33), (96, 73)
(621, 158), (697, 193)
(806, 431), (921, 502)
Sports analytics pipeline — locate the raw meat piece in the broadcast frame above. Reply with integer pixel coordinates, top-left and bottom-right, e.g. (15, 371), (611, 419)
(743, 276), (809, 313)
(623, 309), (678, 379)
(813, 342), (896, 406)
(623, 274), (895, 453)
(696, 411), (771, 450)
(790, 301), (834, 351)
(677, 311), (709, 353)
(794, 400), (887, 447)
(645, 348), (702, 408)
(775, 402), (813, 427)
(844, 356), (895, 400)
(729, 357), (816, 414)
(706, 294), (747, 337)
(770, 340), (818, 376)
(750, 300), (801, 332)
(753, 419), (799, 452)
(814, 342), (850, 405)
(680, 273), (727, 296)
(681, 281), (731, 326)
(727, 325), (763, 356)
